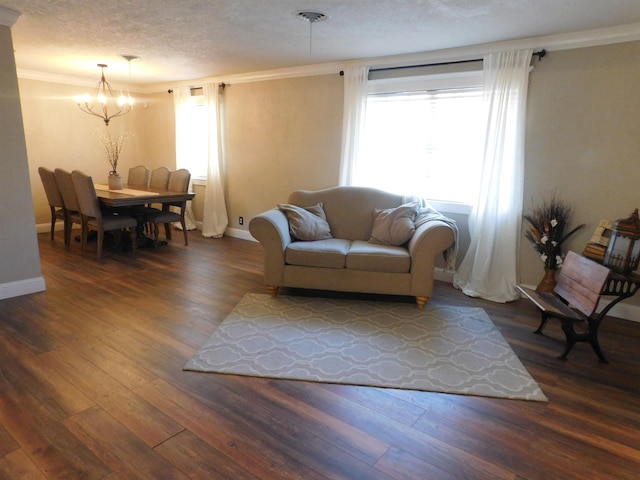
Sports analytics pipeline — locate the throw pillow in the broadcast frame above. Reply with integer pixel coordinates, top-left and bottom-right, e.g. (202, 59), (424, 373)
(369, 202), (418, 246)
(278, 203), (333, 241)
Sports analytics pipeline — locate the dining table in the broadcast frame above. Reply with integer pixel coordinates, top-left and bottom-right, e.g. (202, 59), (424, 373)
(95, 183), (195, 248)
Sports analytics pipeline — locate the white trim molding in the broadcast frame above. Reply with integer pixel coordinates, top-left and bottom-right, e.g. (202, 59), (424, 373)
(16, 22), (640, 93)
(516, 282), (640, 324)
(153, 22), (640, 94)
(596, 297), (640, 323)
(225, 227), (256, 242)
(0, 6), (20, 27)
(434, 272), (640, 323)
(36, 222), (65, 234)
(24, 21), (639, 94)
(201, 231), (640, 323)
(0, 277), (46, 300)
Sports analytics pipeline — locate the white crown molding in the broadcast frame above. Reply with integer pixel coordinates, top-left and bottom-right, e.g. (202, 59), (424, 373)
(17, 68), (142, 94)
(16, 22), (640, 93)
(155, 22), (640, 93)
(537, 21), (640, 51)
(365, 23), (640, 70)
(0, 6), (20, 27)
(152, 61), (345, 95)
(17, 69), (99, 88)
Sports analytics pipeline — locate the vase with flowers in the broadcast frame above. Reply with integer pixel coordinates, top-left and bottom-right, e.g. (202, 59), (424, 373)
(96, 129), (131, 190)
(524, 195), (585, 292)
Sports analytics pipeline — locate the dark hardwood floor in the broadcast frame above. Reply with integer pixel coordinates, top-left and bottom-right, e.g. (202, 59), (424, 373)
(1, 230), (639, 479)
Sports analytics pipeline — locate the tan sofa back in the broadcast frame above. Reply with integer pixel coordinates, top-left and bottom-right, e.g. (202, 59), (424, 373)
(288, 186), (408, 241)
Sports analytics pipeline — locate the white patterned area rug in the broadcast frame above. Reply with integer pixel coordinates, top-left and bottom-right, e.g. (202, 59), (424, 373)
(185, 293), (547, 402)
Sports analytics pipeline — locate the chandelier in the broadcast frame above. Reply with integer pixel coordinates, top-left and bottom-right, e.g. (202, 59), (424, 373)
(75, 60), (135, 126)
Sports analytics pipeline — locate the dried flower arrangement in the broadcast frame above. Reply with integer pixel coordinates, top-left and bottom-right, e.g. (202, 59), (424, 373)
(95, 128), (131, 175)
(524, 195), (585, 270)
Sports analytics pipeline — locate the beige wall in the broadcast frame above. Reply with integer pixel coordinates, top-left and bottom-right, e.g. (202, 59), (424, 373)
(523, 41), (640, 289)
(223, 74), (344, 229)
(17, 40), (640, 306)
(133, 91), (176, 169)
(20, 79), (175, 226)
(0, 25), (44, 296)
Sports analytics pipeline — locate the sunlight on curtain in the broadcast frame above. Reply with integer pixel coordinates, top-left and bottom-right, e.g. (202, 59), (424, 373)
(453, 49), (533, 303)
(339, 66), (369, 185)
(173, 86), (197, 230)
(201, 83), (229, 238)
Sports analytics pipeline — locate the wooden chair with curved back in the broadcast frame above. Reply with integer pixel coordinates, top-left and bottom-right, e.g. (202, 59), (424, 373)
(127, 165), (151, 188)
(142, 166), (172, 233)
(149, 166), (171, 190)
(38, 166), (65, 240)
(54, 168), (83, 246)
(144, 168), (191, 245)
(71, 170), (138, 259)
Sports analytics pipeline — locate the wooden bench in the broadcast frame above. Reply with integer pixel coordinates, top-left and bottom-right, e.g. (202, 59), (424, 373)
(516, 250), (612, 363)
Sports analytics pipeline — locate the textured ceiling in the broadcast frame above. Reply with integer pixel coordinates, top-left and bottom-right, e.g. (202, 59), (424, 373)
(4, 0), (640, 86)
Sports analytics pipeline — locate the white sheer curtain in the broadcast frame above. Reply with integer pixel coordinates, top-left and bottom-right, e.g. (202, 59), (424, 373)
(201, 83), (228, 238)
(453, 49), (533, 303)
(173, 86), (197, 230)
(339, 66), (369, 185)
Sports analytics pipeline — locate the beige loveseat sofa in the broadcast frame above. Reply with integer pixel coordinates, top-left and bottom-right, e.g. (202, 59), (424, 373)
(249, 186), (457, 308)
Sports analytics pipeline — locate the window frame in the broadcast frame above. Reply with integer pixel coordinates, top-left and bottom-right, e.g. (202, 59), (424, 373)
(176, 89), (208, 181)
(363, 70), (483, 214)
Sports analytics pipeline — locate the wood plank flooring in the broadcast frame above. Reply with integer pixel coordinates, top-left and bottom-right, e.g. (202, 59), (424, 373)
(0, 230), (639, 479)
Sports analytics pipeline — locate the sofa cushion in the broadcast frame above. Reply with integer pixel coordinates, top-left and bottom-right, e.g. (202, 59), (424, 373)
(347, 240), (411, 273)
(278, 203), (332, 241)
(369, 202), (418, 246)
(288, 187), (407, 240)
(285, 239), (351, 269)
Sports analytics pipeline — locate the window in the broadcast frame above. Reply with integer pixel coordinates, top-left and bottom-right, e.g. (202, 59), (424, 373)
(356, 72), (484, 208)
(176, 90), (208, 179)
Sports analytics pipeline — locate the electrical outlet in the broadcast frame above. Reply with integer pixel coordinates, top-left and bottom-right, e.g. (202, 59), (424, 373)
(239, 216), (244, 225)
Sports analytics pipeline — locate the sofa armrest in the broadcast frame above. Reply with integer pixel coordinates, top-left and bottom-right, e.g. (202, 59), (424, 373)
(407, 220), (456, 293)
(249, 208), (292, 285)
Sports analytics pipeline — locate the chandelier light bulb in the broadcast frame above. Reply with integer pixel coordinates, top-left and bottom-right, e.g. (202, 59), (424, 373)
(75, 61), (135, 126)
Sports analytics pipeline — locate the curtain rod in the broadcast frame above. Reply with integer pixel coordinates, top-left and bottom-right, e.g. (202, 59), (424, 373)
(167, 83), (227, 94)
(339, 49), (546, 76)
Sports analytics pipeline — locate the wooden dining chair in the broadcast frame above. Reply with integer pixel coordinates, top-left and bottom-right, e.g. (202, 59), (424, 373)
(149, 166), (171, 189)
(71, 170), (138, 259)
(127, 165), (151, 188)
(144, 168), (191, 245)
(54, 168), (83, 246)
(142, 166), (173, 232)
(38, 166), (65, 240)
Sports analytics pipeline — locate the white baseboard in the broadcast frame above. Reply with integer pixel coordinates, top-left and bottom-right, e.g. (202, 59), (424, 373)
(43, 221), (636, 323)
(225, 227), (256, 242)
(436, 269), (640, 323)
(595, 297), (640, 323)
(434, 268), (455, 283)
(0, 276), (46, 300)
(37, 222), (256, 242)
(36, 222), (62, 234)
(191, 223), (256, 242)
(515, 282), (640, 323)
(36, 222), (81, 234)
